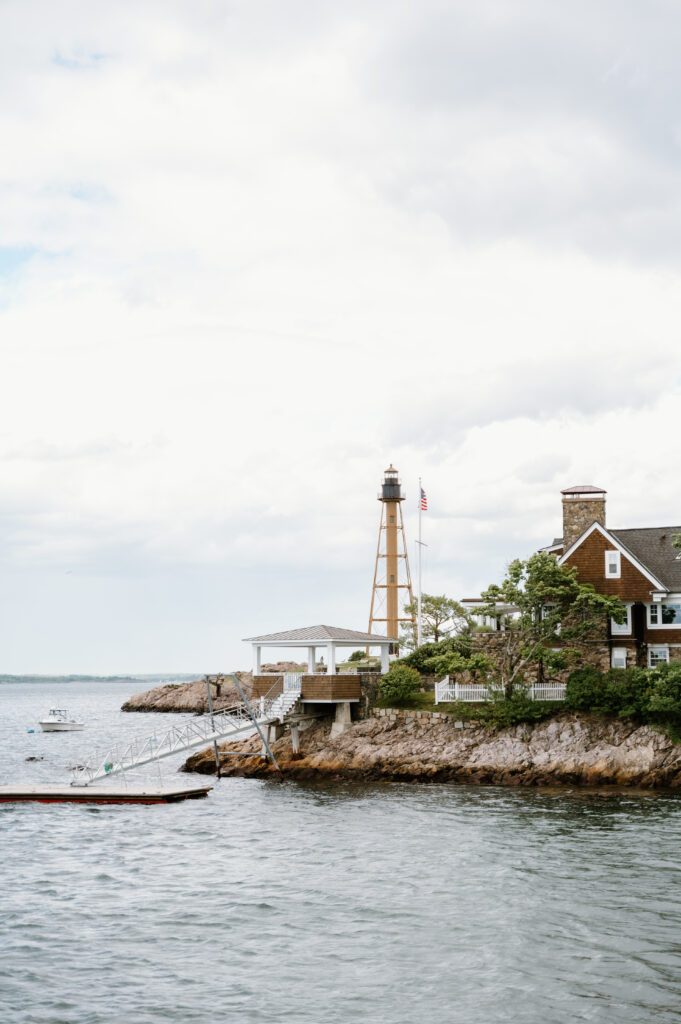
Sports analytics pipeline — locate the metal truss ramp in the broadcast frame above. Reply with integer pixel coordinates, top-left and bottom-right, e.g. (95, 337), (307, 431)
(71, 677), (298, 786)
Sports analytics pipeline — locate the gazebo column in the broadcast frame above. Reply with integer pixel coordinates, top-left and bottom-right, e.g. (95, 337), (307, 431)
(380, 645), (389, 674)
(307, 646), (316, 673)
(252, 644), (262, 675)
(326, 642), (336, 676)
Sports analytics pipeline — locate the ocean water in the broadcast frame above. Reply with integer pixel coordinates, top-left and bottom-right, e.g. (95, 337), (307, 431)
(2, 680), (681, 1024)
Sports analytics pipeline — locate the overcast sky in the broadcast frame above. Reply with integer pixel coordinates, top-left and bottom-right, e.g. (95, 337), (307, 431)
(1, 0), (680, 673)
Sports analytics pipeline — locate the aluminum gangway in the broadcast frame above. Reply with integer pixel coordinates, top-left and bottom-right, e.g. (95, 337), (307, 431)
(71, 676), (300, 786)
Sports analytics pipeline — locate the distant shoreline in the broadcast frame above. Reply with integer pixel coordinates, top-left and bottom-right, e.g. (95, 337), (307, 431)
(0, 674), (201, 685)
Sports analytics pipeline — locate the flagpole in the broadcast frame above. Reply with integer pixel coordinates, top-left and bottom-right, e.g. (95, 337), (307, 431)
(417, 476), (422, 648)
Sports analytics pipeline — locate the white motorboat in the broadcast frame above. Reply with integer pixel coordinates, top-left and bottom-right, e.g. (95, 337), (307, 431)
(39, 708), (85, 732)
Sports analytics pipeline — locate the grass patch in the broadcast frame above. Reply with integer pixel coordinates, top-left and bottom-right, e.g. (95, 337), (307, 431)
(375, 690), (435, 712)
(375, 691), (491, 720)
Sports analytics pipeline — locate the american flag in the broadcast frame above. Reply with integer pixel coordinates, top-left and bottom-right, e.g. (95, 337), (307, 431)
(419, 487), (428, 511)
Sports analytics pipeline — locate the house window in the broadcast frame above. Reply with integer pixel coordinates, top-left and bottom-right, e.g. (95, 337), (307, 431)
(611, 648), (627, 669)
(611, 604), (631, 635)
(541, 604), (561, 634)
(605, 550), (621, 578)
(648, 602), (681, 627)
(648, 646), (670, 668)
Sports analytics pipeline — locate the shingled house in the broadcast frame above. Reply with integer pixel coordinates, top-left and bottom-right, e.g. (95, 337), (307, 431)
(543, 485), (681, 670)
(463, 485), (681, 675)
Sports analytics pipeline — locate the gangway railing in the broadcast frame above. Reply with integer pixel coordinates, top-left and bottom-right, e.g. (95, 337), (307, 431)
(72, 676), (298, 786)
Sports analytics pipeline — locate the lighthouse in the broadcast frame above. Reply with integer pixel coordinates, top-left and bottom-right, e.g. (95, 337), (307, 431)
(368, 465), (415, 651)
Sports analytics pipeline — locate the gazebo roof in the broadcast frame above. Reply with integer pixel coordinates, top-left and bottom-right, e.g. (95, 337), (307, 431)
(243, 624), (396, 644)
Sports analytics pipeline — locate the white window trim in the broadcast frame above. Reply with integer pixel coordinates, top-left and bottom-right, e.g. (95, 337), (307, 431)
(605, 549), (621, 579)
(647, 601), (681, 629)
(648, 646), (670, 668)
(610, 603), (631, 635)
(611, 647), (627, 669)
(540, 604), (561, 634)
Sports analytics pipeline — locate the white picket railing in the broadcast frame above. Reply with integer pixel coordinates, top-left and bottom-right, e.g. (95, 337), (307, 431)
(528, 684), (566, 701)
(434, 676), (566, 704)
(283, 672), (303, 692)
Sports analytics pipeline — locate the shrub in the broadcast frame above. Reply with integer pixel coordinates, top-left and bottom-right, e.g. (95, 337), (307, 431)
(486, 690), (555, 729)
(426, 650), (492, 679)
(400, 635), (472, 673)
(565, 667), (650, 719)
(379, 664), (421, 704)
(602, 668), (649, 718)
(563, 667), (602, 711)
(347, 650), (365, 662)
(646, 663), (681, 726)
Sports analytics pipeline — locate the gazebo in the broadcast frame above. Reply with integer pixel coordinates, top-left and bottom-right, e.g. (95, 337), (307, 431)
(244, 624), (396, 675)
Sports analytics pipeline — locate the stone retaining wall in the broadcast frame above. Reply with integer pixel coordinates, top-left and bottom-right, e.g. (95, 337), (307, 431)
(369, 707), (477, 729)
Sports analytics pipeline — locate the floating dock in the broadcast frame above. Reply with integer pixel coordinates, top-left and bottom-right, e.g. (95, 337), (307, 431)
(0, 783), (212, 805)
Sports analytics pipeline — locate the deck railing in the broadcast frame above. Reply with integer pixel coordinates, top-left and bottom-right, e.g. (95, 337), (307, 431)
(434, 677), (566, 704)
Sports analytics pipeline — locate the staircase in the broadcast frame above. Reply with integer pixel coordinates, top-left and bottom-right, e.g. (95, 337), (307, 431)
(258, 685), (301, 723)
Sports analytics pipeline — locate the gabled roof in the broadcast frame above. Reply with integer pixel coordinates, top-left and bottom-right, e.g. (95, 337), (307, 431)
(610, 527), (681, 592)
(555, 520), (681, 593)
(243, 624), (395, 644)
(538, 537), (564, 553)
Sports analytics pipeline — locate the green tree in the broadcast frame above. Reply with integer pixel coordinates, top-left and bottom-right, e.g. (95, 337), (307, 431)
(478, 552), (625, 698)
(400, 593), (470, 650)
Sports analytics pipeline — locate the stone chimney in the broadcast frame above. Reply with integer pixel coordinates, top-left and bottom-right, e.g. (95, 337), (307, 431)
(561, 485), (607, 551)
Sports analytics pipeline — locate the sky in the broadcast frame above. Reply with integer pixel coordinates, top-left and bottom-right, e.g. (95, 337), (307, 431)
(1, 0), (680, 673)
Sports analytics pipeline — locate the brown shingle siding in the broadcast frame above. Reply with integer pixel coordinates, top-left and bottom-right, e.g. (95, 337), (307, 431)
(564, 528), (654, 601)
(301, 675), (361, 700)
(645, 628), (681, 643)
(252, 675), (283, 698)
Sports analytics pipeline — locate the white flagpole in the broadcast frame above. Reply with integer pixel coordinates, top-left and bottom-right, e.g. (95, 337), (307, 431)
(417, 477), (422, 647)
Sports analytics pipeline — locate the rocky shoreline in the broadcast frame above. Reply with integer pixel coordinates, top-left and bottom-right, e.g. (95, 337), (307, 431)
(120, 665), (305, 714)
(181, 709), (681, 787)
(121, 675), (253, 714)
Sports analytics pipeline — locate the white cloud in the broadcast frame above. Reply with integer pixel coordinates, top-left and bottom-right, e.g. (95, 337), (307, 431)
(1, 0), (680, 670)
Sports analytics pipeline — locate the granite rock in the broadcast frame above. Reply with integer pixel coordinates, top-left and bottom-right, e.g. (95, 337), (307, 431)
(181, 711), (681, 787)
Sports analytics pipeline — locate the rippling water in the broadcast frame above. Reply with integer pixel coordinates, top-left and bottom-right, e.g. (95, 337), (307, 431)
(3, 681), (681, 1023)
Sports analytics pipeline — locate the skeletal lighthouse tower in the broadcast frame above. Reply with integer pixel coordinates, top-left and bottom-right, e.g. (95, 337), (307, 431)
(368, 465), (415, 650)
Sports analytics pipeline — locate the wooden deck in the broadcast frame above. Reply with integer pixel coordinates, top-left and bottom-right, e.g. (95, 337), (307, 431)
(252, 673), (361, 701)
(0, 783), (212, 804)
